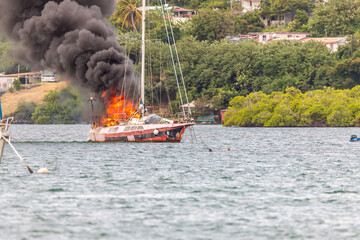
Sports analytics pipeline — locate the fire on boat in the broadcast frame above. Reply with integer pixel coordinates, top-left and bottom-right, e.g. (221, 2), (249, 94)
(88, 93), (193, 143)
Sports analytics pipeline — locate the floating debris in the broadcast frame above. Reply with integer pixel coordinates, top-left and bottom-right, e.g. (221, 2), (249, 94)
(38, 167), (50, 174)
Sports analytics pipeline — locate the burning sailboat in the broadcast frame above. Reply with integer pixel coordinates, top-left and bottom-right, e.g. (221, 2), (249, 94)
(88, 93), (193, 142)
(88, 0), (194, 142)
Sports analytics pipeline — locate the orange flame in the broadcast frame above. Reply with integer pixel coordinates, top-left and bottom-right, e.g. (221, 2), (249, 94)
(101, 92), (140, 127)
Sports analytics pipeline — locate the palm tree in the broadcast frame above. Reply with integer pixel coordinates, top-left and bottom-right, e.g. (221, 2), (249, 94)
(113, 0), (142, 32)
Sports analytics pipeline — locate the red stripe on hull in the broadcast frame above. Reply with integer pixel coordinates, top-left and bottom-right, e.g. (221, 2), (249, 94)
(90, 123), (193, 142)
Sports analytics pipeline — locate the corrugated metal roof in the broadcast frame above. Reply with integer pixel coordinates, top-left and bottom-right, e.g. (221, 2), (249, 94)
(302, 37), (346, 44)
(0, 72), (41, 77)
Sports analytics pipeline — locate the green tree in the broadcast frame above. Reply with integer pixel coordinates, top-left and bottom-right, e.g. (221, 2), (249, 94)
(259, 0), (314, 22)
(31, 88), (83, 124)
(233, 12), (265, 34)
(310, 0), (360, 37)
(110, 0), (142, 32)
(329, 58), (360, 89)
(13, 102), (37, 123)
(189, 9), (232, 42)
(224, 86), (360, 127)
(13, 78), (21, 91)
(288, 10), (309, 32)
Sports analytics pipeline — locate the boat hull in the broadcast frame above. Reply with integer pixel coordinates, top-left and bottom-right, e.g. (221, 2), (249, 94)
(89, 123), (194, 142)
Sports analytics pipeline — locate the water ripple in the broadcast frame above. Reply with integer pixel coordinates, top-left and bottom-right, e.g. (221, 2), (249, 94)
(0, 125), (360, 239)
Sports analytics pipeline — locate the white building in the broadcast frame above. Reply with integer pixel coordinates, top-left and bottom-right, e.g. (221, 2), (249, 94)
(0, 76), (15, 91)
(239, 0), (262, 13)
(302, 37), (347, 52)
(0, 71), (42, 91)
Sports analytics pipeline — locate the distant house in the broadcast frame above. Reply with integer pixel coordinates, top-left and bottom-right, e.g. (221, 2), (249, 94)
(0, 72), (42, 91)
(227, 35), (254, 42)
(237, 0), (294, 26)
(137, 5), (197, 22)
(228, 33), (347, 52)
(261, 12), (295, 27)
(239, 0), (262, 13)
(220, 109), (228, 124)
(0, 76), (15, 91)
(172, 8), (197, 22)
(41, 70), (59, 82)
(228, 32), (311, 44)
(301, 37), (347, 52)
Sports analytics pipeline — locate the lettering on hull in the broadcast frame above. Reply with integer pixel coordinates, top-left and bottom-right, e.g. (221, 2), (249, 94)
(100, 126), (186, 142)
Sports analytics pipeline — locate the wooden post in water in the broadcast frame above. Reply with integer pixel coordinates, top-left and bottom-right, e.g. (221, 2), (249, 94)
(0, 118), (12, 163)
(0, 127), (5, 163)
(0, 95), (5, 163)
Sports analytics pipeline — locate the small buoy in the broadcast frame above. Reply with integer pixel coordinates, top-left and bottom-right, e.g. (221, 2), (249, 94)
(154, 129), (159, 135)
(227, 147), (230, 151)
(38, 167), (50, 174)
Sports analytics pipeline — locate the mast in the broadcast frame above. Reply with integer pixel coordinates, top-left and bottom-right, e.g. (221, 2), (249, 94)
(140, 0), (146, 116)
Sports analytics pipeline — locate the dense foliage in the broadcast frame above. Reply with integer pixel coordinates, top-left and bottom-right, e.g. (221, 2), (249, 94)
(13, 102), (37, 124)
(309, 0), (360, 37)
(224, 86), (360, 127)
(12, 87), (85, 124)
(135, 37), (341, 109)
(31, 88), (84, 124)
(189, 9), (235, 42)
(233, 12), (265, 34)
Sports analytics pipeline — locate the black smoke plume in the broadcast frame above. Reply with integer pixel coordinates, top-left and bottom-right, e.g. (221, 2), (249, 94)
(0, 0), (138, 113)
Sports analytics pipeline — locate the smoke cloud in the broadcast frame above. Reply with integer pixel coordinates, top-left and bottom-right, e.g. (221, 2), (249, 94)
(0, 0), (138, 106)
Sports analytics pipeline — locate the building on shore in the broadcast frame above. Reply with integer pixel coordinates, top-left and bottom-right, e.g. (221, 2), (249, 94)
(137, 5), (197, 22)
(0, 71), (60, 91)
(301, 37), (347, 52)
(0, 72), (42, 91)
(227, 32), (311, 44)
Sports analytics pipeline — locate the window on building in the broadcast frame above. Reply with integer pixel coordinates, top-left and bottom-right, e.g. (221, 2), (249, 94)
(262, 35), (267, 41)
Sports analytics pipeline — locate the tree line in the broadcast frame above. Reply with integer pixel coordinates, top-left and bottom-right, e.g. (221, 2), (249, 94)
(224, 86), (360, 127)
(117, 35), (360, 110)
(13, 87), (85, 124)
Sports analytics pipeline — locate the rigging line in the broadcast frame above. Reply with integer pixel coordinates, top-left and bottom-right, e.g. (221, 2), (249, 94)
(120, 46), (129, 115)
(159, 40), (162, 114)
(190, 125), (213, 151)
(132, 76), (138, 110)
(156, 14), (162, 112)
(159, 0), (186, 119)
(157, 14), (172, 116)
(163, 0), (192, 118)
(164, 60), (173, 115)
(121, 45), (131, 113)
(147, 26), (154, 106)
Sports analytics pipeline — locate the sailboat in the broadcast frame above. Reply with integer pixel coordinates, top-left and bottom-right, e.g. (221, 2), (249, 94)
(88, 0), (194, 142)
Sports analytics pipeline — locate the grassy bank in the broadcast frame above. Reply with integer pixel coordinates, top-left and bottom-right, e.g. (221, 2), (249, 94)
(2, 82), (67, 117)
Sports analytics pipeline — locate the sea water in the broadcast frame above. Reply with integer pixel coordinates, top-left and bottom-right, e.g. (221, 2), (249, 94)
(0, 125), (360, 239)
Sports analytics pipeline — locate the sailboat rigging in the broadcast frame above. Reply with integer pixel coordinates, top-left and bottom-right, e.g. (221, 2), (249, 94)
(88, 0), (194, 142)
